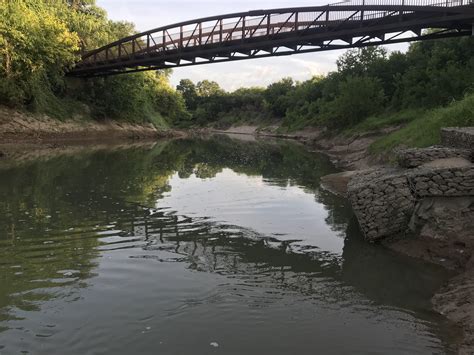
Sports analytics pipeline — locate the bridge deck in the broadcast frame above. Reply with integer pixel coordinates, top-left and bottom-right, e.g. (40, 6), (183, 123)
(69, 0), (474, 77)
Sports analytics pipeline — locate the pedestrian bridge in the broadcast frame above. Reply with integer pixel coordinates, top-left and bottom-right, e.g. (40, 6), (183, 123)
(69, 0), (474, 77)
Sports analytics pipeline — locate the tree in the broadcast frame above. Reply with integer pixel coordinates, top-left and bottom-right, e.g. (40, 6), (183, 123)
(0, 1), (79, 106)
(0, 0), (188, 126)
(392, 36), (474, 108)
(196, 80), (224, 97)
(336, 47), (387, 77)
(264, 77), (294, 117)
(177, 79), (198, 110)
(320, 76), (385, 129)
(60, 0), (113, 50)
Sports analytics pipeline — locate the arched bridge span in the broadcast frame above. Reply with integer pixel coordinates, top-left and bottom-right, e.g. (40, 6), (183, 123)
(69, 0), (474, 77)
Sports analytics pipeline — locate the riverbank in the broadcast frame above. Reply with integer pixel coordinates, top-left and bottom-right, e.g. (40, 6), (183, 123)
(214, 124), (474, 354)
(0, 106), (183, 153)
(212, 124), (390, 170)
(321, 130), (474, 353)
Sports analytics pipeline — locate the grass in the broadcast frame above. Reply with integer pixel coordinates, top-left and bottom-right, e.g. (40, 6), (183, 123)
(279, 106), (424, 135)
(370, 93), (474, 153)
(279, 117), (319, 133)
(276, 93), (473, 152)
(343, 109), (423, 135)
(25, 85), (171, 129)
(148, 113), (169, 129)
(30, 90), (89, 122)
(207, 110), (275, 130)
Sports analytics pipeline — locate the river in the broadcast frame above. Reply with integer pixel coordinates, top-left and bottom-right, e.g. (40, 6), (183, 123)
(0, 136), (458, 354)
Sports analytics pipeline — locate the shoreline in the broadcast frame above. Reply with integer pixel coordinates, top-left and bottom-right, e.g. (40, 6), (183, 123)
(212, 125), (386, 170)
(0, 106), (184, 155)
(214, 125), (474, 354)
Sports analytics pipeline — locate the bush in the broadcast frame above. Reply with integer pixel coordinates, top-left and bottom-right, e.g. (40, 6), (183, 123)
(319, 76), (385, 129)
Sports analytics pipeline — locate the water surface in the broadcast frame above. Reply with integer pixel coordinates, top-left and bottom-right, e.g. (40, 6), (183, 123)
(0, 136), (456, 354)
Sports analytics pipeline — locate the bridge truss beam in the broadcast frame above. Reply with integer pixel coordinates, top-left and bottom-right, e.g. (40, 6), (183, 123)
(68, 1), (474, 77)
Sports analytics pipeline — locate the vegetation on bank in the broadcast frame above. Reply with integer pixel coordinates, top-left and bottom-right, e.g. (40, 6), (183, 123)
(176, 37), (473, 139)
(0, 0), (188, 126)
(1, 0), (473, 150)
(370, 93), (474, 152)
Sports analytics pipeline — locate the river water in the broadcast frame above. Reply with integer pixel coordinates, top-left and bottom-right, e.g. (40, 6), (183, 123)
(0, 136), (457, 354)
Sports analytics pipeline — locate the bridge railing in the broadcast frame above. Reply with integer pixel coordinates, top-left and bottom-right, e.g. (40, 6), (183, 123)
(77, 0), (472, 69)
(331, 0), (467, 5)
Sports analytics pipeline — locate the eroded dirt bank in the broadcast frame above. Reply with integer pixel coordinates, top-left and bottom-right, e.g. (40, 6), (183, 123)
(0, 107), (182, 153)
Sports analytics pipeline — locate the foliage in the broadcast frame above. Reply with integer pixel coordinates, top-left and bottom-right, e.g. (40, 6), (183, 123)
(177, 37), (474, 132)
(336, 47), (388, 77)
(0, 0), (186, 126)
(177, 79), (199, 111)
(75, 71), (188, 125)
(391, 37), (474, 108)
(175, 79), (269, 128)
(1, 1), (473, 133)
(196, 80), (225, 97)
(263, 77), (294, 117)
(370, 93), (474, 152)
(318, 76), (386, 129)
(0, 0), (79, 106)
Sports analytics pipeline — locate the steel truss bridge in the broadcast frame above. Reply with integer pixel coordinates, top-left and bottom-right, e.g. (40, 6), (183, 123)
(69, 0), (474, 77)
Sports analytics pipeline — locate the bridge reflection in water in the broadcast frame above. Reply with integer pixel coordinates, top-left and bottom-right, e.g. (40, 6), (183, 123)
(69, 0), (474, 77)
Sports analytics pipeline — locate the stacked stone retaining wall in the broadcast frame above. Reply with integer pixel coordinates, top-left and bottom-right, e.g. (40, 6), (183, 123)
(346, 127), (474, 242)
(348, 166), (474, 242)
(408, 167), (474, 197)
(397, 147), (472, 168)
(441, 127), (474, 150)
(348, 169), (415, 240)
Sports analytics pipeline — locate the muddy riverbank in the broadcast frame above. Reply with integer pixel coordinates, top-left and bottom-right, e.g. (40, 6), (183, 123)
(0, 106), (183, 151)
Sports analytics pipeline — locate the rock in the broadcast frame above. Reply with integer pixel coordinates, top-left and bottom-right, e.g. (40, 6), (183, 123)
(422, 157), (472, 170)
(416, 181), (429, 190)
(320, 171), (358, 196)
(429, 188), (442, 195)
(390, 196), (474, 268)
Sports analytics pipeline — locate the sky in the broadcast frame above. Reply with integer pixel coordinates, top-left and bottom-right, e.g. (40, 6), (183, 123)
(97, 0), (408, 91)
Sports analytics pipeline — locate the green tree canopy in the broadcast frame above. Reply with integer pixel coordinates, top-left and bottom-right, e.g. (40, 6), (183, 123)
(196, 80), (224, 97)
